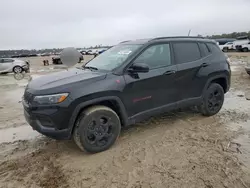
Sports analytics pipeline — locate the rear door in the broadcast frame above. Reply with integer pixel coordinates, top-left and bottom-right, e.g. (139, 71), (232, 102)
(172, 41), (208, 102)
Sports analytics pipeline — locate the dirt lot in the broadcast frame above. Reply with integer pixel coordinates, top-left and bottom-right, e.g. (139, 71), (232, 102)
(0, 53), (250, 188)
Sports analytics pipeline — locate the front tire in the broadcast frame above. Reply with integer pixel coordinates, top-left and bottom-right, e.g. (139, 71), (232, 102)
(73, 105), (121, 153)
(243, 48), (249, 52)
(223, 47), (228, 52)
(199, 83), (224, 116)
(13, 66), (23, 73)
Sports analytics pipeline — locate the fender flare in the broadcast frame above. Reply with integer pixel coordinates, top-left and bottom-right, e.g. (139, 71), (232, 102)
(68, 96), (128, 134)
(202, 74), (229, 94)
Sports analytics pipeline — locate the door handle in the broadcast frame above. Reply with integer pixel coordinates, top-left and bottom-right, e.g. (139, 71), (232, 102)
(164, 70), (176, 75)
(201, 63), (209, 67)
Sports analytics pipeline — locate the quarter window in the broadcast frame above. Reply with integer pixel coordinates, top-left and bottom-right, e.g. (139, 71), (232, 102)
(133, 44), (171, 69)
(173, 42), (201, 64)
(199, 43), (211, 57)
(207, 43), (222, 53)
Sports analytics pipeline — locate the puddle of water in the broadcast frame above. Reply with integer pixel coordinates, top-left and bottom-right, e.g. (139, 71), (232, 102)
(224, 90), (250, 112)
(31, 74), (44, 80)
(230, 66), (241, 72)
(3, 88), (25, 103)
(227, 120), (250, 169)
(224, 90), (250, 169)
(0, 125), (40, 144)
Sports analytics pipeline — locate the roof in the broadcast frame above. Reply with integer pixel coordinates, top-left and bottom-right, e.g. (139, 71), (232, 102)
(120, 36), (214, 45)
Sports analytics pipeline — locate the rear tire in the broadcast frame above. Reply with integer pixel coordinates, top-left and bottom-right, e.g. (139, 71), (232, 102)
(199, 83), (224, 116)
(73, 105), (121, 153)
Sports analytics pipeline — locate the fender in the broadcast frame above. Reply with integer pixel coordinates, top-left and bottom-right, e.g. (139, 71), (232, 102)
(202, 73), (230, 94)
(68, 96), (129, 133)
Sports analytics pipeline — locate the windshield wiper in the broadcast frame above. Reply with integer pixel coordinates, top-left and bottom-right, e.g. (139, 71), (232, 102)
(83, 66), (98, 71)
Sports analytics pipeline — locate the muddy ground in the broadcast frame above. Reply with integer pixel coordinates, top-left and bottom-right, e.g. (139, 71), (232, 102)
(0, 53), (250, 188)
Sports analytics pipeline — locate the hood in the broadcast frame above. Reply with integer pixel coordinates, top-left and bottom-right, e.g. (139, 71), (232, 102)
(27, 68), (107, 92)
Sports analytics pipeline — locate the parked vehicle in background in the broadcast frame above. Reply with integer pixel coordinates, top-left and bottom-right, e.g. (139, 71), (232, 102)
(97, 49), (107, 54)
(52, 54), (83, 65)
(215, 38), (235, 46)
(0, 58), (29, 73)
(219, 42), (234, 52)
(80, 50), (87, 55)
(239, 42), (250, 52)
(41, 53), (51, 57)
(23, 36), (231, 153)
(52, 57), (62, 64)
(233, 36), (250, 51)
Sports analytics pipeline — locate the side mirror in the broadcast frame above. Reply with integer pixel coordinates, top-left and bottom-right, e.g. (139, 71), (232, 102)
(128, 63), (149, 73)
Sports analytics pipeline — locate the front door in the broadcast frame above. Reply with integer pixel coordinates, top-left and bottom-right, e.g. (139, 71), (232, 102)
(122, 43), (178, 118)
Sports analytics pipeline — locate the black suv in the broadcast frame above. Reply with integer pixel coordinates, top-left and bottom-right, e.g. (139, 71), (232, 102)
(22, 36), (231, 153)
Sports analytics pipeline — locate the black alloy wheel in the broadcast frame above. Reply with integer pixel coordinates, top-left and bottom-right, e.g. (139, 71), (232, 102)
(73, 106), (121, 153)
(199, 83), (225, 116)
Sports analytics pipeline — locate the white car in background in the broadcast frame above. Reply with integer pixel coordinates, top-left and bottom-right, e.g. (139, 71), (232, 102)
(0, 58), (30, 74)
(240, 42), (250, 52)
(219, 42), (234, 52)
(233, 38), (250, 51)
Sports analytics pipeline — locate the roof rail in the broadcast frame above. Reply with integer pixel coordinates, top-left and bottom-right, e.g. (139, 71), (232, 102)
(119, 40), (131, 44)
(150, 36), (205, 41)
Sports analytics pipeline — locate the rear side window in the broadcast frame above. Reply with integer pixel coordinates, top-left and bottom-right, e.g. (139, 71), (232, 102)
(173, 42), (201, 64)
(207, 43), (222, 53)
(3, 59), (14, 63)
(199, 43), (211, 57)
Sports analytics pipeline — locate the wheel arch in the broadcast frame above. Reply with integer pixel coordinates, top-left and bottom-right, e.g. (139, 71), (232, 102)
(203, 74), (230, 94)
(69, 96), (128, 136)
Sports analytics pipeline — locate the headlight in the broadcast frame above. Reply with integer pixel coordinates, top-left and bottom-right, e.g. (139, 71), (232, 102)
(33, 93), (69, 104)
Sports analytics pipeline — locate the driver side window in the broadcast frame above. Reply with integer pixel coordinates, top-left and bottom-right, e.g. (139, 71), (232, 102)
(133, 44), (171, 69)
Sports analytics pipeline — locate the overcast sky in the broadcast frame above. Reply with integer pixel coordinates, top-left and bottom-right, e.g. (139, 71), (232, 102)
(1, 0), (250, 50)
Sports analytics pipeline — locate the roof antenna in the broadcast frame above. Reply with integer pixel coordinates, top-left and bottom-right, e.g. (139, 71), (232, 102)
(188, 29), (191, 36)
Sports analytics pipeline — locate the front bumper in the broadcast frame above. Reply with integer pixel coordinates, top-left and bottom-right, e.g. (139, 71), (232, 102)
(22, 65), (30, 72)
(23, 100), (71, 140)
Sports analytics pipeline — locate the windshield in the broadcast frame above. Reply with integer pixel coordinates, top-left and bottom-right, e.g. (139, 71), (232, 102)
(84, 44), (142, 71)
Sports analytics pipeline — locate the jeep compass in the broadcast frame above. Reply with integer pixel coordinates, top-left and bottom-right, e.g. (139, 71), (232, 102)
(22, 36), (231, 153)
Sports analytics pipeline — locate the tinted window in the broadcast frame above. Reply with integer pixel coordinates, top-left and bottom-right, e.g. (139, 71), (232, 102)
(173, 42), (201, 64)
(199, 43), (211, 57)
(3, 59), (14, 63)
(134, 44), (171, 69)
(207, 43), (222, 53)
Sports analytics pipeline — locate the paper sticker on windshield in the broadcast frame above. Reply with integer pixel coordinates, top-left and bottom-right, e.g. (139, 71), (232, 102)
(118, 50), (132, 55)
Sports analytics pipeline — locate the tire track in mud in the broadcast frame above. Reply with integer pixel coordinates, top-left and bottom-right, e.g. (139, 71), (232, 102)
(0, 140), (69, 188)
(62, 109), (250, 188)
